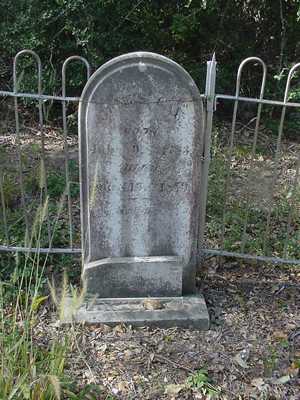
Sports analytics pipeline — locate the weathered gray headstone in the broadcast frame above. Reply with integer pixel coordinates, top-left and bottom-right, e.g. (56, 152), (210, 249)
(76, 52), (209, 328)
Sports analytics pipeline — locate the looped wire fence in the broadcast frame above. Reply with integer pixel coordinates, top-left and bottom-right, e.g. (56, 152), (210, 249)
(1, 50), (91, 254)
(0, 50), (300, 266)
(207, 57), (300, 265)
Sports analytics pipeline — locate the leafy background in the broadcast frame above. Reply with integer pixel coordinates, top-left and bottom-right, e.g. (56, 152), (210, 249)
(0, 0), (300, 96)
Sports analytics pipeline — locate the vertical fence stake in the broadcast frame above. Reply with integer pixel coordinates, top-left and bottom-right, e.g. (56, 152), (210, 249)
(62, 56), (91, 249)
(13, 52), (30, 241)
(0, 173), (9, 244)
(198, 53), (217, 262)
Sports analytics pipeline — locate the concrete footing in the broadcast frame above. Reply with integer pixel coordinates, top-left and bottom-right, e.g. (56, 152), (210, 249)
(63, 294), (210, 330)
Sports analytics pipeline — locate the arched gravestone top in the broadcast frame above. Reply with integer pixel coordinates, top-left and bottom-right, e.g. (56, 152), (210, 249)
(79, 52), (204, 295)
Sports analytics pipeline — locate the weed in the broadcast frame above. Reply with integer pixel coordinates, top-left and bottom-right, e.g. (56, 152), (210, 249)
(279, 338), (289, 349)
(186, 369), (220, 398)
(263, 346), (279, 377)
(163, 334), (173, 342)
(0, 201), (65, 398)
(0, 192), (105, 399)
(293, 359), (300, 369)
(0, 173), (20, 208)
(47, 172), (68, 198)
(47, 160), (79, 199)
(49, 271), (85, 323)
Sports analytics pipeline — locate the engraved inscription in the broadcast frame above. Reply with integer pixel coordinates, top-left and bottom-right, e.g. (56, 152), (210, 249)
(80, 51), (204, 289)
(159, 181), (190, 193)
(94, 180), (192, 195)
(123, 125), (159, 140)
(121, 162), (147, 174)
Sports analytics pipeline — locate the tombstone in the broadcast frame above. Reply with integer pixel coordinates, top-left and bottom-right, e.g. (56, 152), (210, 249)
(75, 52), (209, 328)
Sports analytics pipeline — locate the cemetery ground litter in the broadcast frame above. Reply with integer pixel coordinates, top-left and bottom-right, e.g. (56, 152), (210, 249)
(34, 260), (300, 400)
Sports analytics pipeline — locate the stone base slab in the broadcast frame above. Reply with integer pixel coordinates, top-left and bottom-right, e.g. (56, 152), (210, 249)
(64, 295), (210, 330)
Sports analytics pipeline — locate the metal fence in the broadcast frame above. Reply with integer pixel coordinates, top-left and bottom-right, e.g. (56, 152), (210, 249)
(0, 50), (90, 254)
(202, 56), (300, 265)
(1, 50), (300, 266)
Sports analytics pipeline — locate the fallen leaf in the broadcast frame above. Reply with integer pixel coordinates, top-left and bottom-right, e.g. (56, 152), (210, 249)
(288, 367), (299, 378)
(164, 384), (185, 396)
(271, 375), (290, 385)
(124, 350), (133, 360)
(251, 377), (265, 390)
(143, 299), (164, 310)
(101, 324), (113, 333)
(113, 324), (125, 334)
(273, 330), (288, 341)
(98, 343), (107, 353)
(117, 381), (128, 392)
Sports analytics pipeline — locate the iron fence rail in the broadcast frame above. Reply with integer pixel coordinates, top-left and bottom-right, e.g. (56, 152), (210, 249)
(3, 92), (300, 108)
(0, 245), (81, 254)
(201, 249), (300, 266)
(0, 91), (81, 102)
(216, 95), (300, 109)
(211, 58), (300, 265)
(0, 50), (90, 255)
(1, 50), (300, 266)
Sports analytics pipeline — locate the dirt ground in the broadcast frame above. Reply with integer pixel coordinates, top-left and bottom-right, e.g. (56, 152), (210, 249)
(34, 260), (300, 400)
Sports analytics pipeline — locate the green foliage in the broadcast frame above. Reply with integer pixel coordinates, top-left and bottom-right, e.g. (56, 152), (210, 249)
(47, 170), (79, 199)
(0, 1), (300, 96)
(0, 276), (105, 399)
(0, 156), (80, 250)
(263, 346), (279, 377)
(186, 369), (220, 397)
(0, 174), (19, 208)
(47, 172), (68, 198)
(0, 193), (108, 399)
(0, 205), (62, 399)
(207, 126), (300, 259)
(66, 384), (104, 399)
